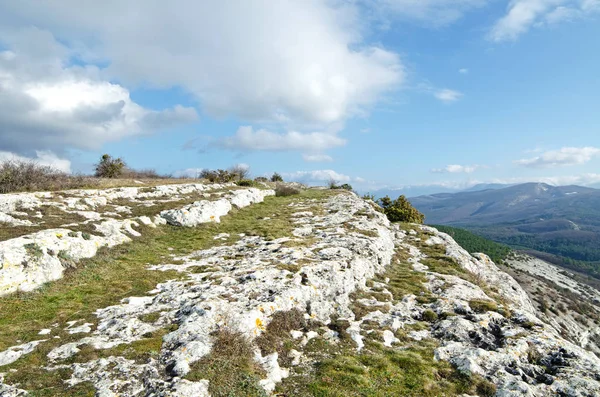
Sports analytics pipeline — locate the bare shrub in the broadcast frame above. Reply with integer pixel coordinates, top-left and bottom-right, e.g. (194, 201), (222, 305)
(275, 184), (300, 197)
(0, 160), (92, 194)
(230, 164), (250, 181)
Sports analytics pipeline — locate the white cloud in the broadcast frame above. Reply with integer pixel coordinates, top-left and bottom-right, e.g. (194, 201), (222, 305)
(459, 68), (469, 74)
(431, 164), (482, 173)
(0, 27), (198, 156)
(490, 0), (600, 42)
(0, 150), (72, 173)
(172, 168), (204, 178)
(0, 1), (403, 127)
(219, 126), (347, 152)
(303, 154), (334, 163)
(515, 146), (600, 168)
(434, 89), (463, 102)
(284, 170), (352, 183)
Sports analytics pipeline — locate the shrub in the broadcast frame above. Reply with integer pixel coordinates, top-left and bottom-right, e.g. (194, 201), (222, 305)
(362, 193), (376, 201)
(236, 179), (255, 187)
(200, 169), (238, 183)
(328, 179), (353, 191)
(270, 173), (283, 182)
(94, 154), (126, 178)
(275, 185), (300, 197)
(378, 195), (425, 224)
(0, 160), (91, 194)
(254, 176), (268, 183)
(229, 164), (250, 181)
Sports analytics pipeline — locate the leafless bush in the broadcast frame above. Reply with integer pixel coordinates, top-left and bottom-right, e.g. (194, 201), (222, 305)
(275, 184), (300, 197)
(229, 164), (250, 181)
(0, 160), (93, 194)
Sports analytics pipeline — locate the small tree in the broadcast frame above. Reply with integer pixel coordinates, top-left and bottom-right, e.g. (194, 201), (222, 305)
(95, 154), (125, 178)
(271, 172), (283, 182)
(378, 195), (425, 224)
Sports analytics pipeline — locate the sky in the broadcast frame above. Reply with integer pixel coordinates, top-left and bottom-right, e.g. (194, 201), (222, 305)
(0, 0), (599, 195)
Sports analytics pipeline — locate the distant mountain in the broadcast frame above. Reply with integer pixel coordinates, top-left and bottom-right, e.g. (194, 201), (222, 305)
(364, 182), (511, 199)
(461, 183), (513, 192)
(410, 183), (600, 279)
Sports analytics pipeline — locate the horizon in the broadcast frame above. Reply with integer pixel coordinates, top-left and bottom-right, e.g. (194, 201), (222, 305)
(1, 1), (599, 192)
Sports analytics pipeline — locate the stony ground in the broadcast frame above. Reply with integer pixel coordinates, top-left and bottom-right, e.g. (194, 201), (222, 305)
(1, 184), (600, 396)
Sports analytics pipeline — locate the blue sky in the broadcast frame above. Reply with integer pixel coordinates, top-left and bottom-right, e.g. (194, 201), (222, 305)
(0, 0), (599, 195)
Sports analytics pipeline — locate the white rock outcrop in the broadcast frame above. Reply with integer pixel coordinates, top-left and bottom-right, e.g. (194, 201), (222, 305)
(2, 187), (600, 397)
(0, 185), (274, 296)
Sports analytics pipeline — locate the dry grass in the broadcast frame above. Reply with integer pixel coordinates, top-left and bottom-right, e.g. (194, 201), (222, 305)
(186, 328), (267, 397)
(255, 309), (306, 366)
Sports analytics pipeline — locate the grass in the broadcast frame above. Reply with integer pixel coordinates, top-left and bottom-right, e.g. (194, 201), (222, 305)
(276, 237), (494, 396)
(186, 328), (267, 397)
(0, 188), (336, 395)
(277, 337), (492, 397)
(255, 309), (307, 366)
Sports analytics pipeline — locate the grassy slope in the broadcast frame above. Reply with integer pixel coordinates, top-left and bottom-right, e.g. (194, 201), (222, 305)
(0, 189), (331, 396)
(1, 191), (494, 396)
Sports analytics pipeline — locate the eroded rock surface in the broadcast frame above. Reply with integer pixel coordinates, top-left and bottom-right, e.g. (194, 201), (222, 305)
(1, 187), (600, 396)
(0, 184), (274, 296)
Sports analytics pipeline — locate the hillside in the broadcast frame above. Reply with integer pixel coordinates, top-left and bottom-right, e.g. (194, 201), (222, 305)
(1, 182), (600, 396)
(410, 183), (600, 278)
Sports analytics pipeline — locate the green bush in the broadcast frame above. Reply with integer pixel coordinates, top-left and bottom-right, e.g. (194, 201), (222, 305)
(378, 195), (425, 224)
(362, 193), (376, 201)
(95, 154), (126, 178)
(271, 172), (283, 182)
(236, 179), (255, 187)
(254, 176), (268, 183)
(271, 173), (283, 182)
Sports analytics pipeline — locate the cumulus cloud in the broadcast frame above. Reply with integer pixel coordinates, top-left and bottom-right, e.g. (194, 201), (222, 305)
(219, 126), (347, 152)
(0, 27), (198, 156)
(0, 1), (403, 127)
(490, 0), (600, 41)
(431, 164), (482, 173)
(302, 154), (334, 163)
(0, 150), (72, 173)
(434, 89), (463, 103)
(515, 147), (600, 168)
